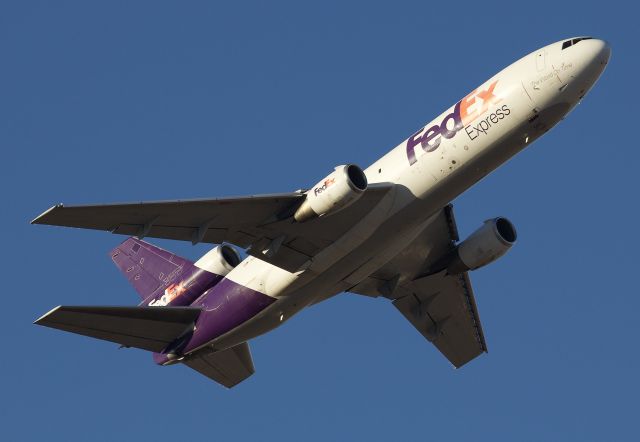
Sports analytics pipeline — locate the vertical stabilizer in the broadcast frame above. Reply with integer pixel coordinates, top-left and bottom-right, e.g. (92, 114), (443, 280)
(110, 238), (226, 306)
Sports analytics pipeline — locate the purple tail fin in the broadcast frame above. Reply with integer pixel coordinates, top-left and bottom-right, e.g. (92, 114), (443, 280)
(110, 238), (223, 306)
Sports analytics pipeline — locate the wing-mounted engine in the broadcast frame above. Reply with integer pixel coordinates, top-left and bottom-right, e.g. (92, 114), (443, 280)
(294, 164), (368, 222)
(447, 217), (517, 273)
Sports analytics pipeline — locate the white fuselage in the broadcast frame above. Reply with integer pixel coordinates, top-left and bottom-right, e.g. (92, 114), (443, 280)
(197, 38), (610, 353)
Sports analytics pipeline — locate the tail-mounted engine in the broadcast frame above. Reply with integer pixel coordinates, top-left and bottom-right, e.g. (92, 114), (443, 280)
(194, 244), (242, 276)
(294, 164), (368, 222)
(447, 217), (517, 273)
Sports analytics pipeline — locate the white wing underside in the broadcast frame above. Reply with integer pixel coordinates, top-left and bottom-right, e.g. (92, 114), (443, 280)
(33, 190), (487, 369)
(32, 185), (393, 272)
(349, 205), (487, 368)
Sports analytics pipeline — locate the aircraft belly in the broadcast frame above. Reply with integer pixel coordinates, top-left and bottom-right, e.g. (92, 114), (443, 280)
(193, 284), (334, 352)
(189, 217), (426, 352)
(189, 97), (539, 354)
(184, 40), (610, 358)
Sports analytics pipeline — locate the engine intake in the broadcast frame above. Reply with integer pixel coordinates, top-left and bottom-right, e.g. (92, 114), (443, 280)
(294, 164), (368, 222)
(447, 217), (517, 273)
(194, 244), (241, 276)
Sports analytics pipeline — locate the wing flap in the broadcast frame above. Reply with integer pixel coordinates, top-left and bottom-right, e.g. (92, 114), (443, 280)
(34, 306), (201, 353)
(392, 271), (486, 368)
(183, 342), (255, 388)
(349, 204), (487, 368)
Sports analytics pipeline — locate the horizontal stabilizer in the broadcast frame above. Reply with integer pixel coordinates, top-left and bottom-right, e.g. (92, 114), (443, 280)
(183, 342), (254, 388)
(34, 306), (201, 353)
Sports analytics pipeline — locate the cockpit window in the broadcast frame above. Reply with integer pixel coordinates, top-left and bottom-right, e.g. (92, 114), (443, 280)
(562, 37), (593, 50)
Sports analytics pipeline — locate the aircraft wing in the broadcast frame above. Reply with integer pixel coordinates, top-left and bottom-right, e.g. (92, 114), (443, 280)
(32, 185), (393, 272)
(349, 205), (487, 368)
(391, 271), (486, 368)
(183, 342), (255, 388)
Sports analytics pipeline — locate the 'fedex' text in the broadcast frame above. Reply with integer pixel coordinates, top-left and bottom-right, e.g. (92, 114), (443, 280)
(406, 80), (508, 165)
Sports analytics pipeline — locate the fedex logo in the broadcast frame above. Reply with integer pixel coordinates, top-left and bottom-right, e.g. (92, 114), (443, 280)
(314, 178), (336, 195)
(148, 281), (187, 306)
(406, 80), (499, 165)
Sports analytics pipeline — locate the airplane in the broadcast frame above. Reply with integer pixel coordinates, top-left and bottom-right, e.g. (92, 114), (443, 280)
(32, 37), (610, 388)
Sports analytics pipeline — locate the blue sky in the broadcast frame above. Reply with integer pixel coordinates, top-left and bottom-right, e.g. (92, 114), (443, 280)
(3, 1), (638, 440)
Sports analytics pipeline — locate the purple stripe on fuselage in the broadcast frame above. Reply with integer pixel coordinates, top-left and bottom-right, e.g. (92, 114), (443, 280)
(182, 278), (276, 354)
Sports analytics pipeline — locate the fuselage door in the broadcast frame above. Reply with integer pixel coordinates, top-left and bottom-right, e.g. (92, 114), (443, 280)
(525, 49), (563, 108)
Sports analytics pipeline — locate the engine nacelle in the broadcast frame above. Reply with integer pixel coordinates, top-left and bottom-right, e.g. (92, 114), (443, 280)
(147, 244), (241, 308)
(294, 164), (368, 222)
(447, 217), (517, 273)
(194, 244), (241, 276)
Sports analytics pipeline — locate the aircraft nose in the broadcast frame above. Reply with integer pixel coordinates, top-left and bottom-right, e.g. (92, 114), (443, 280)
(560, 37), (611, 68)
(590, 38), (611, 66)
(563, 37), (611, 89)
